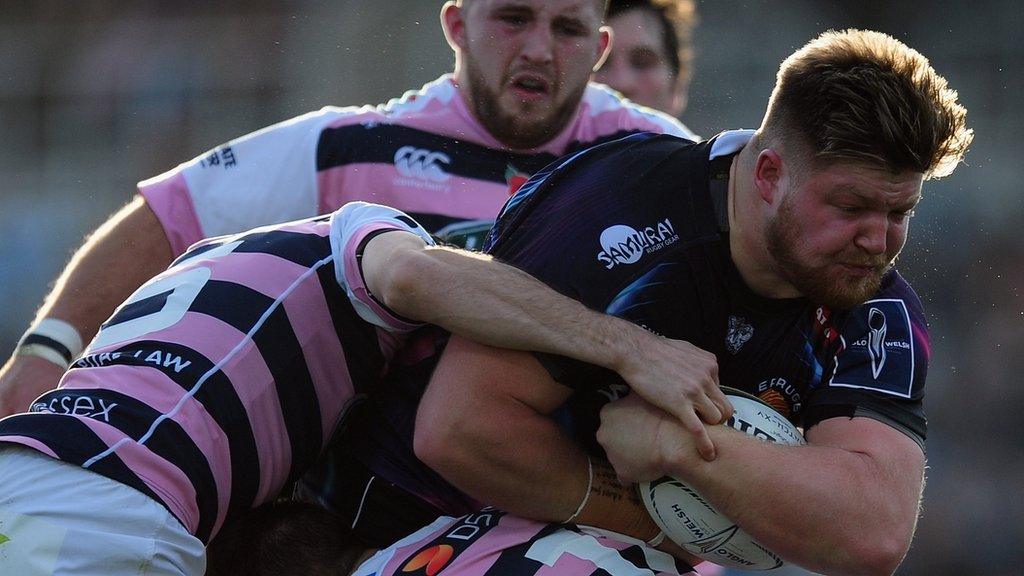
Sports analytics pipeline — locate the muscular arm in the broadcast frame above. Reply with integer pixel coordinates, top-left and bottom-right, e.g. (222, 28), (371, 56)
(414, 335), (664, 541)
(363, 231), (730, 453)
(599, 395), (924, 576)
(0, 196), (172, 415)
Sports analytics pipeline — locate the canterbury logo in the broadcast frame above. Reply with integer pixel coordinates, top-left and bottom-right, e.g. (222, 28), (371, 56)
(394, 146), (451, 182)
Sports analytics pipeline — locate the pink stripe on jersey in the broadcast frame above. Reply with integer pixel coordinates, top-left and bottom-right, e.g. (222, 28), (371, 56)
(139, 171), (205, 256)
(378, 77), (692, 155)
(0, 436), (58, 458)
(79, 415), (200, 533)
(278, 271), (354, 441)
(317, 167), (507, 223)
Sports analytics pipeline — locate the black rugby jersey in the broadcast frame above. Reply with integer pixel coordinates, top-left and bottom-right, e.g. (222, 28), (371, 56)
(486, 131), (928, 447)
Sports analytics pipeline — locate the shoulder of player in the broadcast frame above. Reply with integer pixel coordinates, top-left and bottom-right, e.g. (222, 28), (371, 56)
(836, 269), (929, 337)
(872, 269), (926, 313)
(579, 83), (698, 139)
(310, 77), (463, 134)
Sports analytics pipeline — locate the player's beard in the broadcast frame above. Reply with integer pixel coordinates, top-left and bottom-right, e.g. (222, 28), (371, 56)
(765, 194), (892, 310)
(463, 52), (584, 150)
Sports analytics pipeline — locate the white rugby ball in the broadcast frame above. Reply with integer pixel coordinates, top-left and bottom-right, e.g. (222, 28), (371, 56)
(639, 387), (805, 570)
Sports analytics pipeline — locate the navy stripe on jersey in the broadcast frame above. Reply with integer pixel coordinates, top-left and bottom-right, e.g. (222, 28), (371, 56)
(74, 340), (262, 533)
(33, 387), (221, 542)
(617, 543), (695, 575)
(233, 230), (333, 267)
(172, 229), (334, 270)
(190, 280), (324, 487)
(316, 124), (645, 184)
(314, 264), (385, 393)
(0, 413), (163, 514)
(171, 241), (227, 267)
(104, 289), (174, 329)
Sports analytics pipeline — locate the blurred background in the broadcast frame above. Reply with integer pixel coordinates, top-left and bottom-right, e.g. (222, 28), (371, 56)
(0, 1), (1019, 574)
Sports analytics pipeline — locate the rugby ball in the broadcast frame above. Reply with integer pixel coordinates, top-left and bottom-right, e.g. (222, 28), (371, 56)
(639, 387), (805, 570)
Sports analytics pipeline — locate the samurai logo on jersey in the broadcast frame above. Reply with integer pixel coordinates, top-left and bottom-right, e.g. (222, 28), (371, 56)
(394, 145), (451, 186)
(596, 218), (678, 269)
(831, 299), (915, 398)
(399, 508), (506, 576)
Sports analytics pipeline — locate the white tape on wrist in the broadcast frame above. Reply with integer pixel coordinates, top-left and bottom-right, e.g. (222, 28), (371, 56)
(16, 319), (85, 369)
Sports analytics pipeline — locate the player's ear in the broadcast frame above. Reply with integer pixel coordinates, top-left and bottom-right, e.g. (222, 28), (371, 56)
(441, 1), (467, 52)
(593, 26), (612, 71)
(753, 149), (783, 205)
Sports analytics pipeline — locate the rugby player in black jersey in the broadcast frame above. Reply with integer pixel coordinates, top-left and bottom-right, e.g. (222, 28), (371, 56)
(414, 29), (972, 575)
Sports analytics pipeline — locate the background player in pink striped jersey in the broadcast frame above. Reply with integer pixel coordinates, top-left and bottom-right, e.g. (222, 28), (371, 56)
(0, 0), (697, 417)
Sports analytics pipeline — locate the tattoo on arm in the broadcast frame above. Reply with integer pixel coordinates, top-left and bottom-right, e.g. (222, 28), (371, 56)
(591, 459), (642, 506)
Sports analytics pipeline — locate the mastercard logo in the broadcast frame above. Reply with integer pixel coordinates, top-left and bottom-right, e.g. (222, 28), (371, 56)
(401, 544), (454, 575)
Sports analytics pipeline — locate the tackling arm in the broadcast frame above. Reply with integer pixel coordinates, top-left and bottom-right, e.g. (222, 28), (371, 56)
(361, 231), (731, 456)
(598, 395), (925, 576)
(0, 196), (172, 415)
(413, 335), (664, 540)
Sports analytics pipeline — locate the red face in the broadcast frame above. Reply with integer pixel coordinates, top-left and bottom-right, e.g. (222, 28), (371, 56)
(764, 161), (923, 309)
(444, 0), (609, 149)
(594, 8), (685, 116)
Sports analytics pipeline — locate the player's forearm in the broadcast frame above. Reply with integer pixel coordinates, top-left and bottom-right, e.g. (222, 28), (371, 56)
(381, 245), (644, 369)
(414, 340), (661, 542)
(414, 394), (660, 542)
(33, 196), (173, 345)
(674, 425), (921, 576)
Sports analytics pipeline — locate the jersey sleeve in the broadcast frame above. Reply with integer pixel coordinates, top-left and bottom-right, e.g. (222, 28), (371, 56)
(803, 271), (929, 449)
(139, 107), (355, 255)
(329, 202), (435, 333)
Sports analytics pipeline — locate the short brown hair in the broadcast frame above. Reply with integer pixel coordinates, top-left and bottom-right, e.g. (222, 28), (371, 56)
(607, 0), (697, 83)
(762, 29), (972, 179)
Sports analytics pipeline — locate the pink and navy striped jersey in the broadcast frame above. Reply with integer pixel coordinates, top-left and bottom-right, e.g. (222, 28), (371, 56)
(0, 202), (433, 544)
(138, 74), (696, 255)
(353, 509), (699, 576)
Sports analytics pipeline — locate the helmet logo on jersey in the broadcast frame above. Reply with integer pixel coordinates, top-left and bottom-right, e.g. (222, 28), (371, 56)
(395, 146), (451, 183)
(867, 307), (887, 379)
(596, 219), (678, 269)
(832, 299), (915, 398)
(726, 315), (754, 354)
(401, 544), (454, 575)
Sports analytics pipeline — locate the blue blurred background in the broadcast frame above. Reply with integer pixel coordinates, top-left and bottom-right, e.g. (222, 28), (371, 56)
(1, 2), (1020, 574)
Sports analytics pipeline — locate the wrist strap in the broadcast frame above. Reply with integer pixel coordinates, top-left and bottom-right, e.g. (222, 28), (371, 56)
(563, 456), (594, 524)
(645, 531), (666, 547)
(16, 319), (84, 369)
